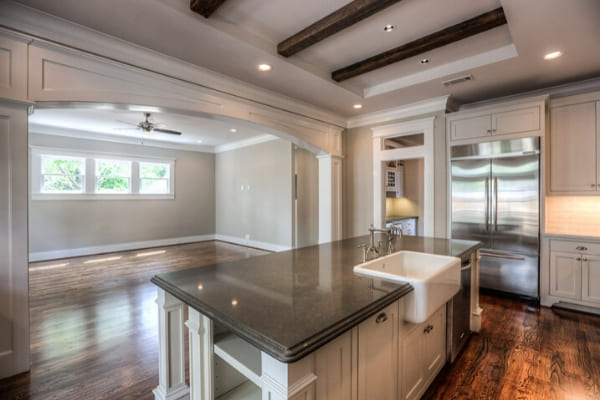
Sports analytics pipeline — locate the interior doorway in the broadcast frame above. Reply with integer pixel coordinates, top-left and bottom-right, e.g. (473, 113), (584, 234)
(384, 158), (424, 235)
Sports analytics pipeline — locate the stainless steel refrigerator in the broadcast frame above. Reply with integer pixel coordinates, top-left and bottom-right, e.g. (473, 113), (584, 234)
(451, 137), (540, 299)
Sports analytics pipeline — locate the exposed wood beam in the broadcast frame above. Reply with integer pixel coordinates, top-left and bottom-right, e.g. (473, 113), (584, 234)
(332, 7), (507, 82)
(190, 0), (227, 18)
(278, 0), (404, 57)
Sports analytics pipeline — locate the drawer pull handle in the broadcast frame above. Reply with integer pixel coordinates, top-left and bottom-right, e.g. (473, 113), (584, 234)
(583, 257), (588, 262)
(376, 313), (388, 324)
(424, 324), (434, 333)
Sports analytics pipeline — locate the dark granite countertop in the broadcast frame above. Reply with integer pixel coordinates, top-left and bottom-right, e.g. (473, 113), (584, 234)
(151, 235), (479, 363)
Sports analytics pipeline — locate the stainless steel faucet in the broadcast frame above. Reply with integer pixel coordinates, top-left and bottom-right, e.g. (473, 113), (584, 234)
(358, 224), (403, 262)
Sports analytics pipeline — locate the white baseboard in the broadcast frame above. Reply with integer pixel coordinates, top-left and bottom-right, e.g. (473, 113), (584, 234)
(214, 234), (291, 253)
(29, 234), (291, 262)
(29, 234), (216, 262)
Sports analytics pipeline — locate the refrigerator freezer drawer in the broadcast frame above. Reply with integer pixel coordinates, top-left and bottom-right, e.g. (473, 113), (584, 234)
(479, 251), (539, 298)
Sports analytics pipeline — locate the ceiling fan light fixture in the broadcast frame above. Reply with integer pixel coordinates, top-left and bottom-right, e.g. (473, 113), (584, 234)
(383, 24), (395, 32)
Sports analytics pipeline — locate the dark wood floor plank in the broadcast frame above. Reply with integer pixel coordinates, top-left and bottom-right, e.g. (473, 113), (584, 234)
(2, 243), (600, 399)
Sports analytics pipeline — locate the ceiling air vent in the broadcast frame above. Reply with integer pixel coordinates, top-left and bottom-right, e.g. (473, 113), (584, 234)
(443, 74), (473, 87)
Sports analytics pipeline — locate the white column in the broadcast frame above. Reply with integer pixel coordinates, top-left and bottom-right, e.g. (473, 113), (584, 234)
(153, 288), (190, 400)
(186, 308), (214, 400)
(318, 154), (343, 244)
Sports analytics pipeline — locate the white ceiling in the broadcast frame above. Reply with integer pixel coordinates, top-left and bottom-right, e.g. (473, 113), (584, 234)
(29, 108), (274, 149)
(11, 0), (600, 117)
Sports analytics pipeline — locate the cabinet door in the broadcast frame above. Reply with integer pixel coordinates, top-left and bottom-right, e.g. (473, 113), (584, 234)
(450, 114), (492, 140)
(550, 102), (597, 192)
(582, 255), (600, 304)
(0, 34), (28, 101)
(358, 301), (397, 400)
(315, 330), (352, 400)
(400, 325), (424, 400)
(549, 251), (582, 299)
(422, 308), (445, 379)
(492, 106), (540, 135)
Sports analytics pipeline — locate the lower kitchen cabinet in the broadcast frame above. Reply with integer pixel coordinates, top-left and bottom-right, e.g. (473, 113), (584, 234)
(549, 239), (600, 305)
(399, 306), (446, 400)
(357, 300), (399, 400)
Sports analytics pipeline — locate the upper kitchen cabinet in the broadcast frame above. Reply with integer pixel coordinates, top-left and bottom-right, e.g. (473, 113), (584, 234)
(448, 99), (544, 143)
(549, 92), (600, 194)
(0, 31), (29, 102)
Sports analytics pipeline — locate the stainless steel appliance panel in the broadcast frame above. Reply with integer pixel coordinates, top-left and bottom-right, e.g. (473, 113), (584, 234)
(451, 159), (492, 249)
(448, 257), (472, 362)
(479, 251), (539, 298)
(491, 155), (540, 256)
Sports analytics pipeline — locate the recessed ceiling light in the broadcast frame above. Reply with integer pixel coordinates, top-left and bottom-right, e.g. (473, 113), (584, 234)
(383, 24), (395, 32)
(420, 58), (430, 64)
(230, 128), (237, 133)
(258, 64), (272, 72)
(353, 104), (363, 109)
(544, 51), (563, 60)
(196, 139), (203, 144)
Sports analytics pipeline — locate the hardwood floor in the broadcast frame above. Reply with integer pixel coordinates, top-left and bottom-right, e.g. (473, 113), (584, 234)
(424, 295), (600, 400)
(1, 242), (599, 399)
(0, 241), (268, 400)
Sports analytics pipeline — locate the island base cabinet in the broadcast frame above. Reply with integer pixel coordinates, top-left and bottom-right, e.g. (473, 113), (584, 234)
(399, 306), (446, 400)
(357, 300), (399, 400)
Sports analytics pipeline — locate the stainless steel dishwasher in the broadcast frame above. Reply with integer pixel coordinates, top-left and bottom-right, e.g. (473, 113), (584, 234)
(447, 255), (472, 362)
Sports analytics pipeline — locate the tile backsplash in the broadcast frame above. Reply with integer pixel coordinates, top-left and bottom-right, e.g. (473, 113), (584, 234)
(546, 196), (600, 237)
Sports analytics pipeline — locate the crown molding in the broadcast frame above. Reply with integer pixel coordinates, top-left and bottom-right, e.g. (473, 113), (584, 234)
(347, 95), (453, 129)
(214, 135), (279, 153)
(0, 1), (347, 129)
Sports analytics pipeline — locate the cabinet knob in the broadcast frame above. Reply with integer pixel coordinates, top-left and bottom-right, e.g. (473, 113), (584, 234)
(583, 257), (589, 262)
(424, 324), (434, 333)
(576, 257), (581, 261)
(375, 313), (388, 324)
(591, 184), (596, 188)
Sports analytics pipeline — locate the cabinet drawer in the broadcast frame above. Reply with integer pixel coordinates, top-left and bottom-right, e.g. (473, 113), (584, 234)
(551, 239), (600, 255)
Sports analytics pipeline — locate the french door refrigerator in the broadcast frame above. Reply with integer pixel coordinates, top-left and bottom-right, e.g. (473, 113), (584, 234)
(451, 137), (540, 299)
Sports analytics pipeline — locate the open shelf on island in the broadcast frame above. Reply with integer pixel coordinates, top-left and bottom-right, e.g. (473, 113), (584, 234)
(214, 332), (262, 387)
(216, 380), (261, 400)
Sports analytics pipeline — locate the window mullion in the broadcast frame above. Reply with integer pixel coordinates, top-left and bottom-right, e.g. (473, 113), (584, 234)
(86, 158), (95, 194)
(132, 161), (140, 194)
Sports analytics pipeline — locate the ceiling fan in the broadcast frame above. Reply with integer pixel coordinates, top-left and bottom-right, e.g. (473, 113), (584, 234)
(119, 113), (182, 136)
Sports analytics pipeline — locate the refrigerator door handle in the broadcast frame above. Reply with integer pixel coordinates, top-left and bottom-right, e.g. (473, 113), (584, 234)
(494, 176), (498, 232)
(485, 177), (490, 232)
(480, 251), (526, 261)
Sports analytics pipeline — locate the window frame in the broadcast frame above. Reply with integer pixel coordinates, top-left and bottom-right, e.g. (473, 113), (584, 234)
(139, 161), (172, 195)
(31, 146), (175, 200)
(94, 158), (133, 194)
(39, 154), (86, 194)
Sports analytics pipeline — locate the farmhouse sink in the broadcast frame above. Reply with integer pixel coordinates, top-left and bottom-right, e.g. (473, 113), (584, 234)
(354, 251), (461, 323)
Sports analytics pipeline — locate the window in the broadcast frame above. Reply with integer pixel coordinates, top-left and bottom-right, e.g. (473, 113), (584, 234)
(95, 159), (131, 193)
(31, 147), (174, 200)
(139, 162), (170, 194)
(40, 155), (85, 193)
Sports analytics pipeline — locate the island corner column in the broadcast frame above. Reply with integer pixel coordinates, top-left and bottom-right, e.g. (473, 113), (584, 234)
(153, 288), (190, 400)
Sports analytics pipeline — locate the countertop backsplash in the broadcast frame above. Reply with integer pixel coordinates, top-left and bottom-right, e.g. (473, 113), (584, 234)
(546, 196), (600, 238)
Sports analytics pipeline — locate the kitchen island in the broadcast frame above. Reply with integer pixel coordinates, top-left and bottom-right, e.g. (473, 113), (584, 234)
(151, 235), (480, 400)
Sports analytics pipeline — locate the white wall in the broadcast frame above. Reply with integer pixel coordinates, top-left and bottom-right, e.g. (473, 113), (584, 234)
(29, 133), (215, 259)
(215, 139), (293, 249)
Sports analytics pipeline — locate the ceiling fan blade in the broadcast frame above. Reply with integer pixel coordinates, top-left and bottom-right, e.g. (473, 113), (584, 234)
(153, 128), (182, 136)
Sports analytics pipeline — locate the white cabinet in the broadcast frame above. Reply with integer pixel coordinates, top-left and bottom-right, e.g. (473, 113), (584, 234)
(315, 330), (353, 400)
(399, 306), (445, 400)
(448, 103), (541, 141)
(385, 165), (404, 197)
(0, 32), (29, 101)
(549, 239), (600, 305)
(549, 98), (599, 193)
(357, 301), (398, 400)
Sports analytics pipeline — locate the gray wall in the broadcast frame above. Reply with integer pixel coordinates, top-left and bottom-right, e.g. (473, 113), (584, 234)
(29, 133), (215, 253)
(343, 112), (448, 239)
(215, 139), (293, 247)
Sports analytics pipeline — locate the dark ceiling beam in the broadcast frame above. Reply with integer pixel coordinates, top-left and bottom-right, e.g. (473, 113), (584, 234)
(331, 7), (507, 82)
(278, 0), (404, 57)
(190, 0), (227, 18)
